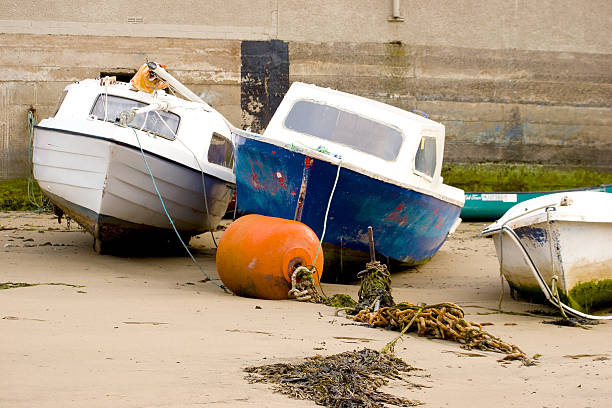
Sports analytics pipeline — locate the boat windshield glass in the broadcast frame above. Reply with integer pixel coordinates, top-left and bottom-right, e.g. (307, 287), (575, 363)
(91, 94), (180, 140)
(283, 100), (403, 161)
(208, 133), (234, 169)
(414, 136), (436, 178)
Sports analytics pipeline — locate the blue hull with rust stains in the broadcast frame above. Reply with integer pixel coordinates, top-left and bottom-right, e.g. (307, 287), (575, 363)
(233, 133), (461, 280)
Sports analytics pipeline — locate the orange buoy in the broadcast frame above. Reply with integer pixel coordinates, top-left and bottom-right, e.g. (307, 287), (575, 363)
(130, 63), (169, 93)
(216, 214), (324, 300)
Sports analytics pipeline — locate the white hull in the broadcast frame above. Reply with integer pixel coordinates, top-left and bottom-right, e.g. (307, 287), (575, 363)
(34, 127), (233, 240)
(484, 192), (612, 313)
(492, 221), (612, 294)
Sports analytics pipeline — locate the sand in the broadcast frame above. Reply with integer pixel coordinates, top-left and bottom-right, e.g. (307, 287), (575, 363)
(1, 212), (611, 407)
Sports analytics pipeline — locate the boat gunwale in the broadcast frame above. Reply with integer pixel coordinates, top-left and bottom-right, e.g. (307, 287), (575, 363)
(35, 124), (235, 185)
(232, 127), (464, 208)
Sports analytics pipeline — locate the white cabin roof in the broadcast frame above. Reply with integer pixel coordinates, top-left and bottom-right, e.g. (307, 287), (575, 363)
(261, 82), (464, 206)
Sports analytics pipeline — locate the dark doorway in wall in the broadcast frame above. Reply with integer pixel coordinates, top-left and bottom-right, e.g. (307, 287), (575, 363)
(240, 40), (289, 133)
(99, 71), (136, 83)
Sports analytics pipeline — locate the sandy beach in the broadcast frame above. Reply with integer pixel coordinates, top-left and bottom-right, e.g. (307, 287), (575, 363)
(1, 212), (611, 407)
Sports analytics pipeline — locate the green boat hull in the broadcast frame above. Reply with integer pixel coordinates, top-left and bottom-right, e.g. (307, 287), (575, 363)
(461, 184), (612, 220)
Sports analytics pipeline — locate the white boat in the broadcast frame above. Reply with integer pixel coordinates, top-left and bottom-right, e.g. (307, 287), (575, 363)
(482, 192), (612, 317)
(33, 64), (235, 253)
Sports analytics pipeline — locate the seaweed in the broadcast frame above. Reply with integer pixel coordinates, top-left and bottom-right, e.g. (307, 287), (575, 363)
(323, 294), (357, 308)
(0, 282), (84, 290)
(441, 163), (612, 192)
(245, 348), (422, 407)
(0, 178), (51, 212)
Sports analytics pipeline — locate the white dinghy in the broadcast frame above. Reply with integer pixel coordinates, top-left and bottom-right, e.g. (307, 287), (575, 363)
(33, 63), (235, 253)
(482, 191), (612, 318)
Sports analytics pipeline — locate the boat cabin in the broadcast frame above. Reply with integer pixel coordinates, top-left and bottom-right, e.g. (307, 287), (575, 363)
(262, 82), (463, 206)
(48, 79), (235, 183)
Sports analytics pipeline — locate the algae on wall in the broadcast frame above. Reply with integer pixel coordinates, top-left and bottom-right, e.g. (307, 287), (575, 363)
(0, 178), (49, 211)
(441, 163), (612, 192)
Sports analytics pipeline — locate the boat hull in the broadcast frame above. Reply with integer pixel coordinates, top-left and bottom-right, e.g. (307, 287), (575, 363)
(463, 184), (612, 220)
(34, 127), (234, 245)
(233, 133), (461, 281)
(492, 220), (612, 313)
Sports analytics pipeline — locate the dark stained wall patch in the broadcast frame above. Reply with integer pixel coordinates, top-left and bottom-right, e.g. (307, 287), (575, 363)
(241, 40), (289, 133)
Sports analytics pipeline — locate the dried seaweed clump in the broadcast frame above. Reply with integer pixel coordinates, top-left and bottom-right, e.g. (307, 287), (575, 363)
(245, 348), (422, 407)
(0, 282), (84, 290)
(0, 282), (38, 290)
(323, 294), (357, 308)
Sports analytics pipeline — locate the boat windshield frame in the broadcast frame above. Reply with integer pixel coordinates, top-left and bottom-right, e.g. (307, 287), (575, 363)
(89, 93), (181, 141)
(281, 99), (404, 161)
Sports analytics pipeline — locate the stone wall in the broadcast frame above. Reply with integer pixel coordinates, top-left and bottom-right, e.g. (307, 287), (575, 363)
(1, 0), (611, 178)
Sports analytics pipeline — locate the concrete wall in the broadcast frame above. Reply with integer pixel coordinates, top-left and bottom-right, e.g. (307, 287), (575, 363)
(289, 42), (612, 167)
(1, 0), (611, 178)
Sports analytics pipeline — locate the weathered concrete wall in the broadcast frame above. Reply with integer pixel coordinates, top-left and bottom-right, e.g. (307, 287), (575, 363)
(4, 1), (612, 54)
(1, 0), (611, 178)
(289, 42), (612, 167)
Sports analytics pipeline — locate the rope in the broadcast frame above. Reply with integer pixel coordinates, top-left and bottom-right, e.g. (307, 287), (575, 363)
(497, 229), (505, 310)
(306, 159), (342, 299)
(288, 266), (321, 302)
(26, 109), (50, 212)
(129, 127), (227, 293)
(380, 305), (423, 354)
(355, 302), (532, 364)
(545, 208), (569, 319)
(287, 141), (343, 300)
(152, 110), (219, 248)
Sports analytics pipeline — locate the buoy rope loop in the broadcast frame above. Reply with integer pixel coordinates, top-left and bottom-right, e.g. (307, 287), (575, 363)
(288, 266), (321, 303)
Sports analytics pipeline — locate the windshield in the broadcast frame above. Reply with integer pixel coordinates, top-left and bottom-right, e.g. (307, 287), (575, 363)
(283, 100), (403, 161)
(90, 94), (180, 140)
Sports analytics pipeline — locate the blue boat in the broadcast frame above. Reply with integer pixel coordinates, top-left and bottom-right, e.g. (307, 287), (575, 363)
(232, 83), (464, 281)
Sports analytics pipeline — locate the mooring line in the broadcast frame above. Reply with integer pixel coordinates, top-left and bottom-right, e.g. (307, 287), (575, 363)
(130, 127), (228, 292)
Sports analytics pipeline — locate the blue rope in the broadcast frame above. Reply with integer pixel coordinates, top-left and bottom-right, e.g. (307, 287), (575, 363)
(26, 109), (49, 212)
(130, 127), (228, 293)
(410, 109), (429, 119)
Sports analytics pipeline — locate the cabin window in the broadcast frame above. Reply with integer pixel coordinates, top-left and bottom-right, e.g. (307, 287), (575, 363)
(90, 94), (180, 140)
(283, 100), (403, 161)
(414, 136), (437, 178)
(207, 133), (234, 169)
